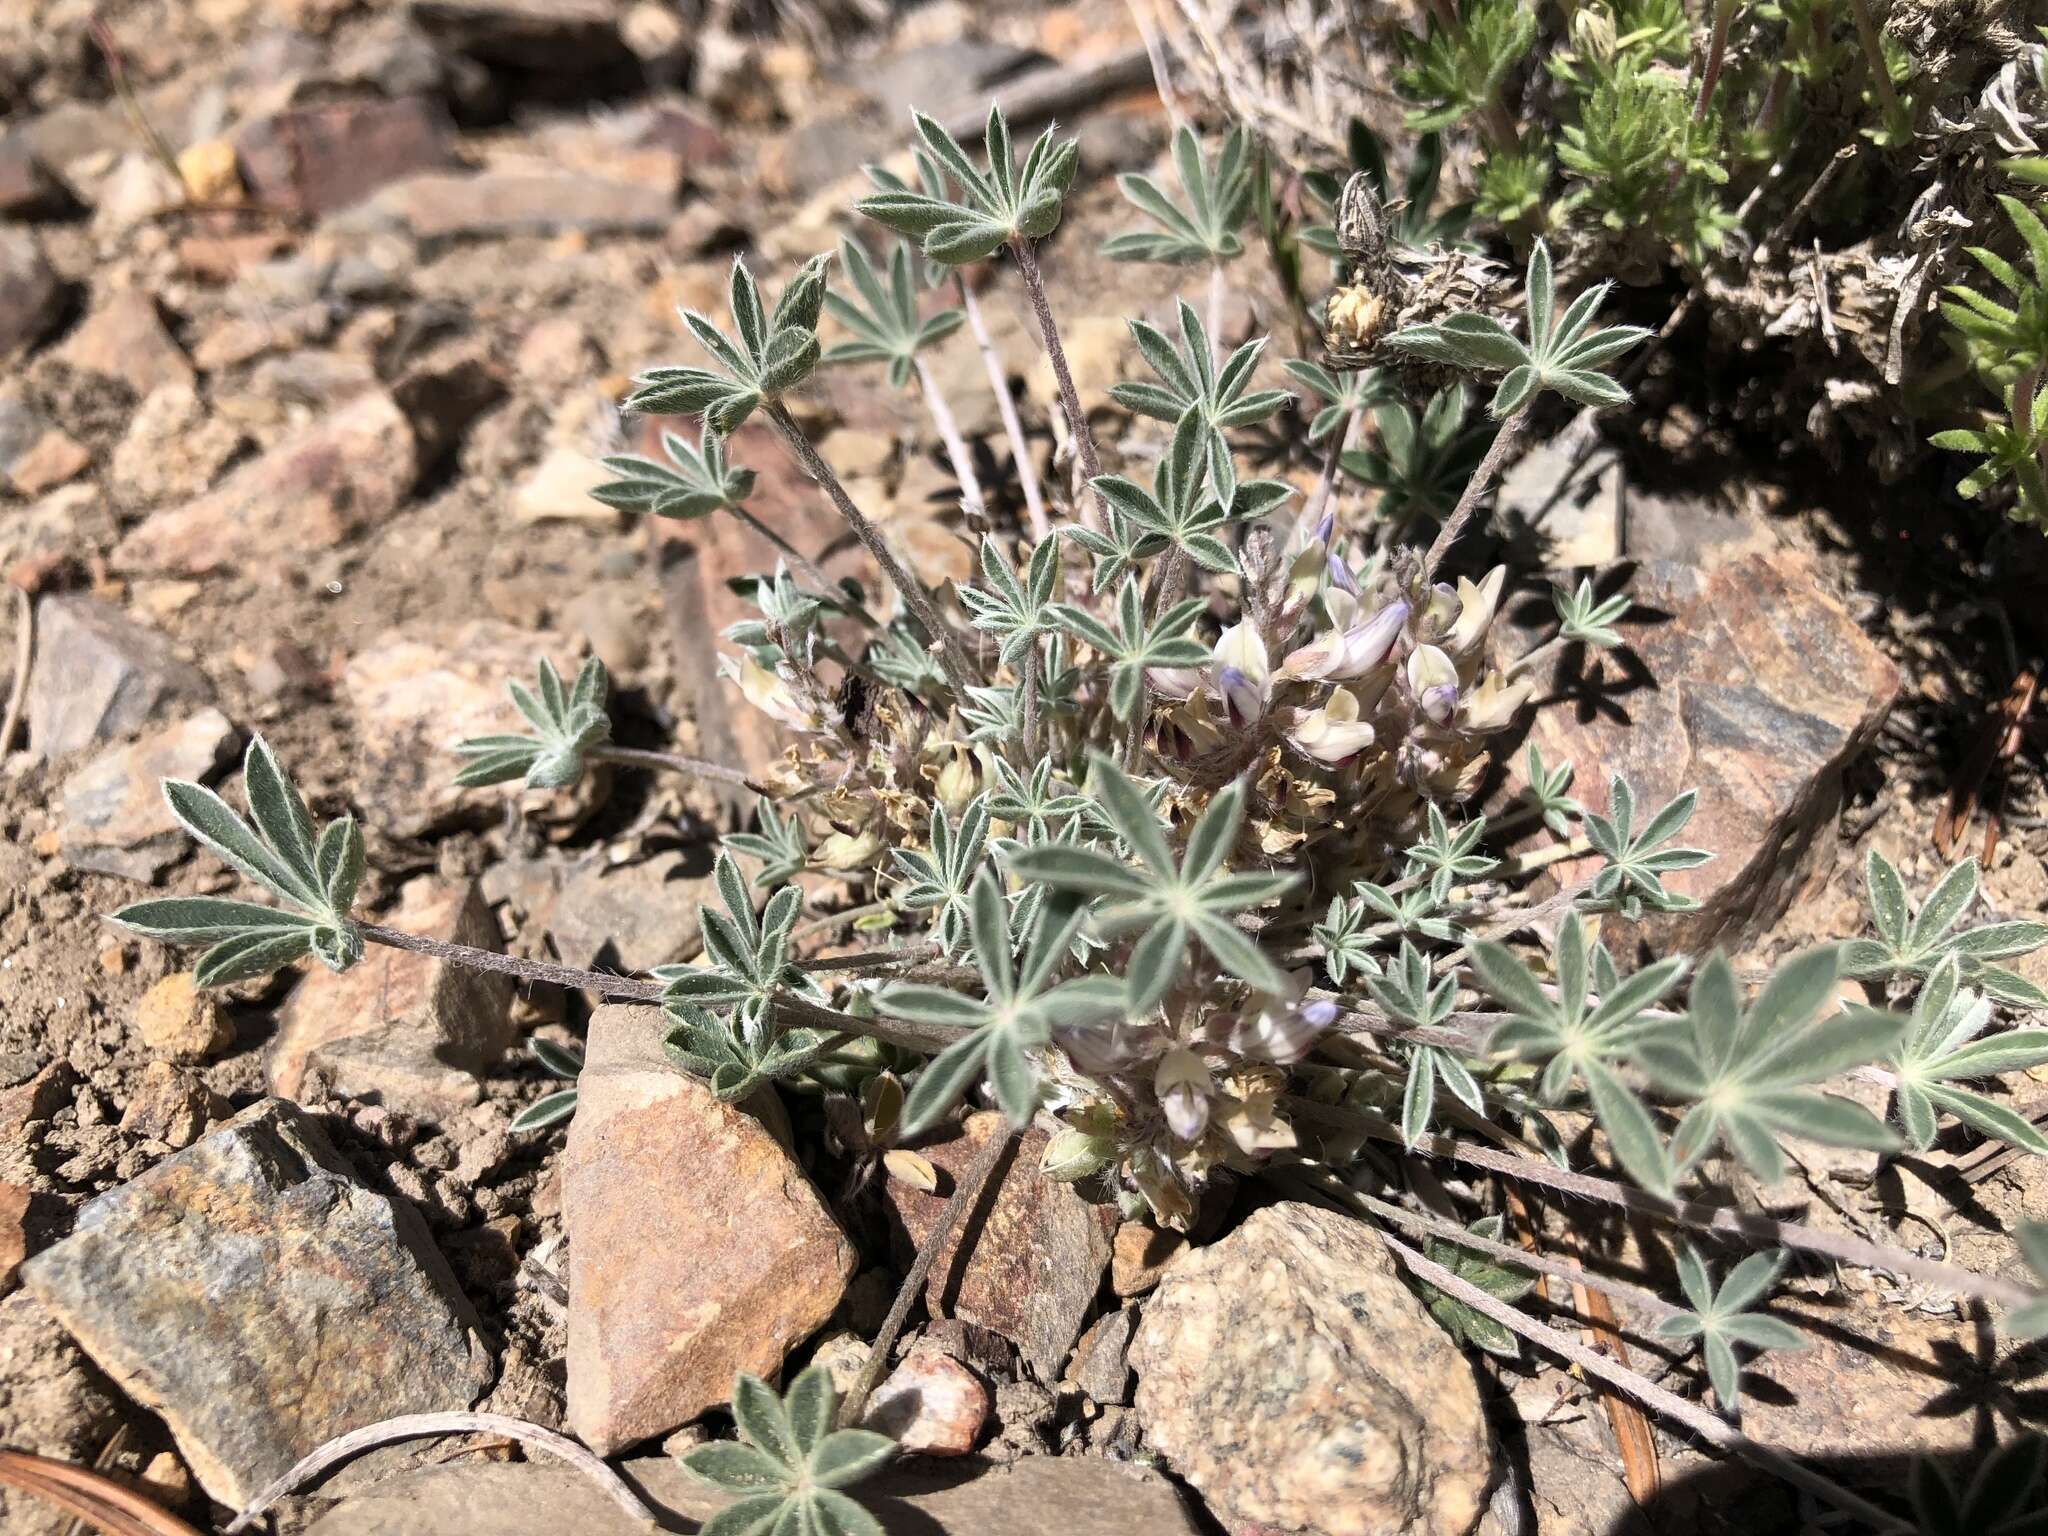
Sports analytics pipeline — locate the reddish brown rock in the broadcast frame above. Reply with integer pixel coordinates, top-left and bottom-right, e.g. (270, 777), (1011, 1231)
(862, 1341), (990, 1457)
(53, 289), (194, 397)
(111, 390), (417, 577)
(118, 1062), (226, 1150)
(0, 1183), (28, 1294)
(884, 1112), (1115, 1381)
(236, 96), (459, 217)
(270, 876), (515, 1119)
(1111, 1220), (1186, 1297)
(1513, 550), (1900, 951)
(0, 138), (67, 219)
(564, 1005), (855, 1455)
(1132, 1202), (1492, 1536)
(339, 170), (673, 243)
(59, 708), (240, 881)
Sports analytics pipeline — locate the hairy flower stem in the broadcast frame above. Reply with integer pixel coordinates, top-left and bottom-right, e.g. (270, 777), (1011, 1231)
(1378, 1236), (1913, 1534)
(1205, 261), (1227, 368)
(764, 403), (979, 698)
(1021, 644), (1043, 759)
(726, 501), (840, 604)
(1285, 1097), (2040, 1309)
(1693, 0), (1739, 121)
(956, 275), (1049, 542)
(841, 1122), (1016, 1426)
(915, 356), (990, 522)
(1420, 404), (1530, 583)
(1010, 237), (1107, 526)
(587, 744), (761, 790)
(1302, 410), (1356, 533)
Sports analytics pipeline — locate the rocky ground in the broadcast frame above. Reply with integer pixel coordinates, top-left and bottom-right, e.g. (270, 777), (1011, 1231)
(2, 0), (2047, 1533)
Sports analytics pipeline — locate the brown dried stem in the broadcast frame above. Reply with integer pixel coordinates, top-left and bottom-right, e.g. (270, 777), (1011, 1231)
(1420, 405), (1530, 583)
(1010, 237), (1108, 525)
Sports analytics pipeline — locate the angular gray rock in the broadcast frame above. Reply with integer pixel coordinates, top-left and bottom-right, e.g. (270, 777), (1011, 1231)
(564, 1005), (855, 1454)
(537, 849), (713, 975)
(336, 171), (673, 244)
(1131, 1201), (1493, 1536)
(21, 1099), (492, 1507)
(304, 1452), (1202, 1536)
(59, 708), (240, 880)
(24, 595), (210, 764)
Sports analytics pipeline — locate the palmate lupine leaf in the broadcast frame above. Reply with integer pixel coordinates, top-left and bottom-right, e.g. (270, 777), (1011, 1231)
(1402, 803), (1497, 902)
(1008, 756), (1299, 1011)
(891, 795), (993, 956)
(665, 1001), (827, 1104)
(1284, 358), (1396, 442)
(1389, 239), (1651, 417)
(1552, 577), (1632, 648)
(1311, 893), (1384, 987)
(957, 535), (1059, 667)
(1105, 301), (1293, 506)
(1516, 744), (1582, 839)
(855, 104), (1079, 265)
(1882, 955), (2048, 1156)
(679, 1367), (896, 1536)
(591, 424), (755, 522)
(656, 852), (823, 1042)
(1339, 384), (1491, 529)
(1103, 123), (1254, 265)
(1060, 502), (1166, 593)
(453, 655), (611, 791)
(1089, 407), (1281, 578)
(1368, 942), (1485, 1146)
(624, 253), (831, 432)
(1420, 1216), (1538, 1357)
(113, 736), (365, 986)
(723, 797), (811, 887)
(1636, 946), (1903, 1183)
(820, 233), (964, 390)
(986, 757), (1093, 843)
(1470, 911), (1688, 1196)
(884, 871), (1122, 1135)
(1579, 775), (1712, 920)
(1047, 576), (1208, 723)
(1653, 1245), (1808, 1416)
(1843, 850), (2048, 1008)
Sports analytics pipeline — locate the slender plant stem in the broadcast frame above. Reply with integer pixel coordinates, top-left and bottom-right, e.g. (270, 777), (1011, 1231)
(1277, 1160), (1687, 1323)
(0, 585), (29, 759)
(915, 355), (989, 522)
(1301, 409), (1356, 533)
(587, 744), (759, 790)
(1021, 642), (1043, 759)
(793, 901), (894, 942)
(223, 1413), (658, 1534)
(1421, 405), (1530, 583)
(1490, 833), (1592, 880)
(840, 1123), (1016, 1425)
(1205, 261), (1226, 367)
(361, 924), (666, 1001)
(1505, 627), (1568, 684)
(1694, 0), (1739, 121)
(763, 402), (979, 698)
(1010, 237), (1107, 524)
(1848, 0), (1904, 123)
(725, 500), (839, 601)
(1285, 1098), (2041, 1309)
(956, 275), (1049, 541)
(1378, 1235), (1913, 1534)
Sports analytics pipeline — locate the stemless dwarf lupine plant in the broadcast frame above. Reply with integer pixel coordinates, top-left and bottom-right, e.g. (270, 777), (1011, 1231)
(110, 102), (2048, 1512)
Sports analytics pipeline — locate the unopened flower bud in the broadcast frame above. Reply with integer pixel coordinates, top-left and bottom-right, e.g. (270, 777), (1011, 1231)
(1041, 1126), (1116, 1182)
(1155, 1047), (1213, 1143)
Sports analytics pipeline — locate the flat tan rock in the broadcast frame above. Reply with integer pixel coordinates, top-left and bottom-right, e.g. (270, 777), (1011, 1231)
(564, 1005), (855, 1454)
(58, 708), (239, 881)
(1131, 1201), (1492, 1536)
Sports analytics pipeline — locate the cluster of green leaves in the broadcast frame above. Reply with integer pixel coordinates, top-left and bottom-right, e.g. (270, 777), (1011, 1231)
(856, 105), (1078, 265)
(623, 255), (831, 432)
(1555, 61), (1734, 266)
(1108, 303), (1292, 508)
(1936, 196), (2048, 529)
(1104, 123), (1253, 266)
(1420, 1217), (1536, 1357)
(821, 234), (962, 390)
(1655, 1245), (1808, 1416)
(1844, 851), (2048, 1009)
(453, 656), (610, 790)
(1341, 385), (1490, 532)
(1390, 240), (1649, 416)
(1397, 0), (1535, 135)
(678, 1367), (895, 1536)
(658, 852), (825, 1042)
(592, 424), (754, 523)
(113, 737), (364, 985)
